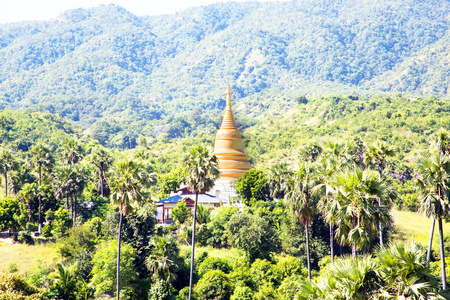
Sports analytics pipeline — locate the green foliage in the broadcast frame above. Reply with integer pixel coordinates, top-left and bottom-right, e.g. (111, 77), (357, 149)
(225, 211), (279, 262)
(194, 270), (232, 300)
(207, 206), (238, 248)
(0, 272), (44, 299)
(198, 257), (232, 277)
(90, 240), (138, 300)
(230, 286), (253, 300)
(0, 196), (20, 231)
(53, 207), (72, 237)
(235, 169), (271, 206)
(171, 200), (190, 225)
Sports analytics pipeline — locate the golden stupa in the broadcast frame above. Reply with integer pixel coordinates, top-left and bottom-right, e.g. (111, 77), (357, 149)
(214, 83), (252, 180)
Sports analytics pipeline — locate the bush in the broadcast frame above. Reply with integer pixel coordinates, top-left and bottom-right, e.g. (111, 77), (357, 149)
(274, 256), (304, 279)
(26, 223), (37, 233)
(231, 286), (253, 300)
(42, 225), (52, 238)
(194, 270), (232, 300)
(18, 233), (34, 245)
(7, 263), (18, 273)
(198, 257), (232, 276)
(277, 275), (303, 299)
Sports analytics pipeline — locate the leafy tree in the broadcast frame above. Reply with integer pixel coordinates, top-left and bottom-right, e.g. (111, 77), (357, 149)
(183, 145), (219, 300)
(91, 240), (138, 300)
(0, 196), (21, 231)
(53, 207), (73, 237)
(235, 169), (271, 206)
(171, 199), (191, 225)
(194, 270), (232, 300)
(207, 206), (238, 248)
(48, 263), (79, 300)
(108, 158), (150, 300)
(225, 211), (279, 262)
(267, 162), (293, 200)
(0, 148), (16, 196)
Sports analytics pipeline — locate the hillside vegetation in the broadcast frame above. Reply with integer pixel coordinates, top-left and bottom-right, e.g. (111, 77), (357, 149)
(0, 0), (448, 146)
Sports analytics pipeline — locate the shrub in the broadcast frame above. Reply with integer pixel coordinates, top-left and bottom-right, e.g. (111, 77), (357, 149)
(194, 270), (232, 300)
(42, 225), (52, 237)
(230, 286), (253, 300)
(198, 257), (232, 276)
(18, 233), (34, 245)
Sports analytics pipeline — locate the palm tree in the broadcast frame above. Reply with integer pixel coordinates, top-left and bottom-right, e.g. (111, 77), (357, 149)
(109, 158), (150, 300)
(52, 165), (73, 212)
(267, 162), (293, 200)
(60, 138), (84, 165)
(90, 147), (113, 197)
(70, 164), (88, 226)
(416, 153), (450, 290)
(0, 148), (16, 196)
(30, 143), (54, 234)
(364, 141), (395, 246)
(145, 234), (181, 284)
(330, 169), (389, 257)
(314, 156), (339, 262)
(183, 145), (219, 300)
(284, 162), (317, 281)
(19, 183), (38, 223)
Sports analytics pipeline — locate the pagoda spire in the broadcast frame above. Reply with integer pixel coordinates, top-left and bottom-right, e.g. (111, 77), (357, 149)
(213, 82), (251, 180)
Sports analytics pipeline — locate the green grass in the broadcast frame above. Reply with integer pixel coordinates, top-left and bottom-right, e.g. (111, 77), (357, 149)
(0, 238), (59, 275)
(391, 209), (450, 251)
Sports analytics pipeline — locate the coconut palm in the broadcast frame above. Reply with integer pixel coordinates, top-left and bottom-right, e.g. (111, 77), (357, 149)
(0, 148), (16, 196)
(284, 162), (317, 281)
(90, 147), (113, 197)
(430, 129), (450, 156)
(109, 158), (150, 300)
(183, 145), (219, 300)
(416, 153), (450, 290)
(30, 143), (54, 234)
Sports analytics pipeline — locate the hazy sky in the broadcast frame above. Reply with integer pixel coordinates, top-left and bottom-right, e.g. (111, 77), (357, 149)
(0, 0), (286, 24)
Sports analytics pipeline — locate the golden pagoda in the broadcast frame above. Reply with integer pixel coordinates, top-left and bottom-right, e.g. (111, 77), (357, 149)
(214, 83), (252, 180)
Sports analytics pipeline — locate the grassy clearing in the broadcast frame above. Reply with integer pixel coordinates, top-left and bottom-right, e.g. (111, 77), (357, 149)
(0, 238), (60, 275)
(391, 209), (450, 250)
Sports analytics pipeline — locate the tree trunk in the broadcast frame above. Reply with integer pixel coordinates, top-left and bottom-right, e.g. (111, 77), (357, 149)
(330, 222), (334, 263)
(4, 172), (7, 196)
(100, 164), (104, 197)
(38, 164), (42, 234)
(70, 194), (74, 219)
(66, 191), (69, 210)
(116, 212), (123, 300)
(188, 192), (199, 300)
(73, 193), (77, 227)
(378, 197), (383, 246)
(28, 200), (32, 223)
(438, 217), (447, 290)
(306, 223), (311, 282)
(427, 218), (436, 268)
(185, 222), (190, 246)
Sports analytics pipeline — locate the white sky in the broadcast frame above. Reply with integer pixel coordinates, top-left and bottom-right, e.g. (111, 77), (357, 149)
(0, 0), (286, 24)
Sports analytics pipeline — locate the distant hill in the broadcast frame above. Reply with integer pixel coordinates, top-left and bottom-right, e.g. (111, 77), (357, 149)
(0, 0), (448, 147)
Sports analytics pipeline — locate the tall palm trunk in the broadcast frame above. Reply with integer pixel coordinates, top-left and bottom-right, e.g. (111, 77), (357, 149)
(427, 218), (436, 267)
(100, 163), (104, 197)
(330, 223), (334, 262)
(4, 172), (7, 196)
(438, 218), (447, 290)
(73, 193), (77, 227)
(28, 200), (32, 223)
(188, 192), (199, 300)
(38, 164), (42, 234)
(117, 212), (123, 300)
(305, 223), (311, 282)
(66, 191), (69, 210)
(378, 197), (383, 246)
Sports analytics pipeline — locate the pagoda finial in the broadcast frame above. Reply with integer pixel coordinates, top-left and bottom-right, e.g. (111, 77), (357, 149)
(226, 80), (232, 107)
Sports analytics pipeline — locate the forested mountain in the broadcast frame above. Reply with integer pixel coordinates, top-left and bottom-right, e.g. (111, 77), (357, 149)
(0, 0), (448, 146)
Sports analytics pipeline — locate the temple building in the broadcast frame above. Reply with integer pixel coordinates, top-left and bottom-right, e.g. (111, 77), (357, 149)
(156, 83), (251, 224)
(210, 83), (252, 200)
